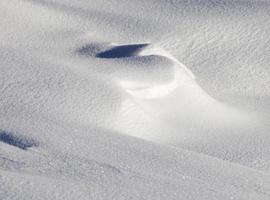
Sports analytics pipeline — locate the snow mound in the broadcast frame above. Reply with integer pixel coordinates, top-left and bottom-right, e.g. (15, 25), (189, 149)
(75, 42), (194, 99)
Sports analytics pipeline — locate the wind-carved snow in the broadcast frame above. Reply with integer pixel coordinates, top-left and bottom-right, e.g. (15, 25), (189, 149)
(1, 0), (270, 199)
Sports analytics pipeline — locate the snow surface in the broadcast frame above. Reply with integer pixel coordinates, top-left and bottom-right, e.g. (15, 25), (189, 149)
(1, 0), (270, 199)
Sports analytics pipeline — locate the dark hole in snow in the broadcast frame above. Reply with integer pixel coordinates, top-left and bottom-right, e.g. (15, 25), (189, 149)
(96, 44), (149, 58)
(0, 131), (38, 150)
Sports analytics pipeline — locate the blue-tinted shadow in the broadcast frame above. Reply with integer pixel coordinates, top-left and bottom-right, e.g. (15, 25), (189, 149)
(0, 131), (37, 150)
(96, 44), (149, 58)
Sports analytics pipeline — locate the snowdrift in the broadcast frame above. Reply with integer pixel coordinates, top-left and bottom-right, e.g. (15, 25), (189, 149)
(1, 0), (270, 199)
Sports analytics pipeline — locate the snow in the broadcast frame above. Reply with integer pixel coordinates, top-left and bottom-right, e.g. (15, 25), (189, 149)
(1, 0), (270, 199)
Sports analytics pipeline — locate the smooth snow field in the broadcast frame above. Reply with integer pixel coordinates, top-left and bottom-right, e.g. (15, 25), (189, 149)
(1, 0), (270, 199)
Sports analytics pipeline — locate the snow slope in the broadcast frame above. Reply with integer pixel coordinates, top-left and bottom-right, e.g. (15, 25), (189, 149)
(1, 0), (270, 199)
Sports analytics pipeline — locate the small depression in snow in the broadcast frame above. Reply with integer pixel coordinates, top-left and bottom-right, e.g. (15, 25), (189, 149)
(77, 43), (149, 58)
(0, 131), (38, 150)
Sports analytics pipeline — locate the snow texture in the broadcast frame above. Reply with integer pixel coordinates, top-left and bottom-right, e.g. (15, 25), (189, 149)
(1, 0), (270, 199)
